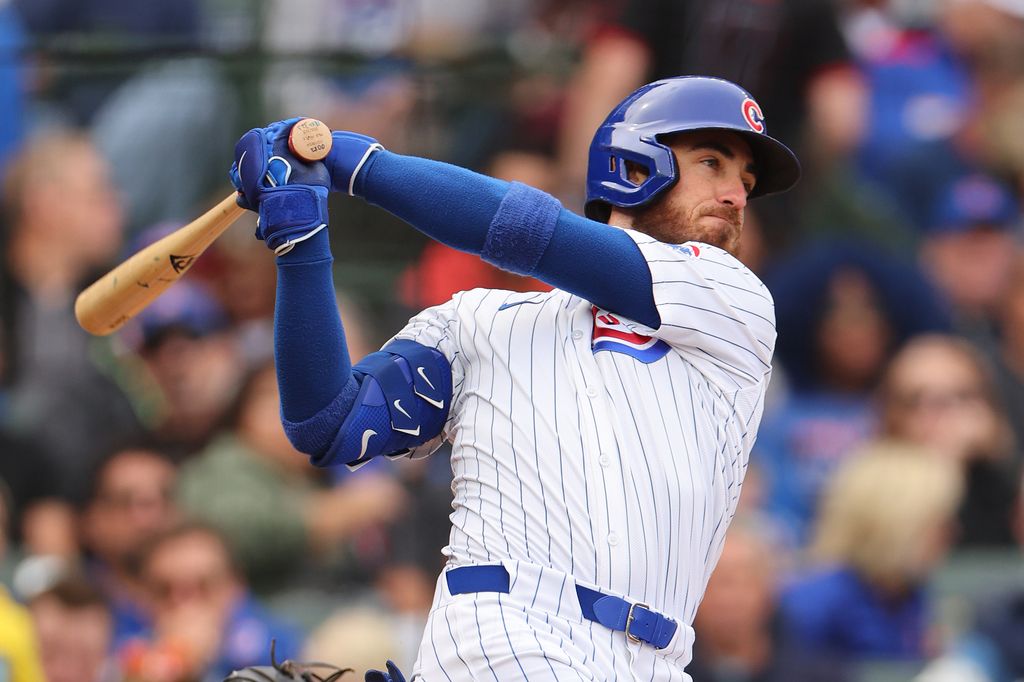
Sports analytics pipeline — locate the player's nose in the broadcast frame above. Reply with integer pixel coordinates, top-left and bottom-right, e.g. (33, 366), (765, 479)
(717, 174), (748, 209)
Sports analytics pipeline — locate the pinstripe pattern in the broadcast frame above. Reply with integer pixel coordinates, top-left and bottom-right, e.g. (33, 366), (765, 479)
(398, 231), (775, 680)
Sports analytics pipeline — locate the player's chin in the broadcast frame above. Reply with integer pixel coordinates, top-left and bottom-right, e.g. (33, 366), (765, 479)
(694, 218), (742, 254)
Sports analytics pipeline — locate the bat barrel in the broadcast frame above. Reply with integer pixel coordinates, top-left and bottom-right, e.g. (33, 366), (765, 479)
(75, 195), (245, 336)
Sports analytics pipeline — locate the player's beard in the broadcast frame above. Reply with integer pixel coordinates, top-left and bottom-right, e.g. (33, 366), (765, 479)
(633, 201), (743, 256)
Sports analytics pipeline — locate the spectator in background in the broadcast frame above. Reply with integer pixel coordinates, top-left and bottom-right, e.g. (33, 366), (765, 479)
(14, 0), (235, 234)
(939, 0), (1024, 190)
(918, 172), (1021, 343)
(755, 241), (949, 546)
(878, 334), (1018, 548)
(842, 0), (973, 232)
(122, 278), (246, 459)
(992, 254), (1024, 449)
(0, 130), (143, 503)
(258, 0), (545, 150)
(13, 0), (201, 124)
(916, 473), (1024, 682)
(177, 361), (407, 593)
(301, 604), (405, 678)
(688, 516), (846, 682)
(260, 0), (417, 134)
(122, 522), (303, 682)
(90, 62), (238, 236)
(779, 442), (963, 662)
(194, 212), (278, 371)
(28, 573), (114, 682)
(0, 486), (45, 682)
(842, 0), (1024, 238)
(0, 430), (76, 560)
(80, 446), (180, 647)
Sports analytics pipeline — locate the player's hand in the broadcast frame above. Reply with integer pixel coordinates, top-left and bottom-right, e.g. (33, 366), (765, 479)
(324, 131), (385, 196)
(365, 660), (406, 682)
(229, 117), (332, 255)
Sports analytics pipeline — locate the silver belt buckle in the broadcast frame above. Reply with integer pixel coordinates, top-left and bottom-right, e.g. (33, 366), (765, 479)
(625, 601), (649, 643)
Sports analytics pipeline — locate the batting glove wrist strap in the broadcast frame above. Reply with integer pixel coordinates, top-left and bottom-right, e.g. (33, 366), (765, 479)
(325, 131), (385, 196)
(258, 185), (330, 255)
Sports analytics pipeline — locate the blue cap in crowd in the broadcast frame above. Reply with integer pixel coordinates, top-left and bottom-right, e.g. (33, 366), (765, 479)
(122, 279), (227, 351)
(927, 173), (1020, 235)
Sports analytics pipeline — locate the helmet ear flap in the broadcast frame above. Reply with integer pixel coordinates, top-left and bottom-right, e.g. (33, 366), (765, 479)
(621, 157), (652, 186)
(585, 140), (676, 222)
(607, 154), (647, 187)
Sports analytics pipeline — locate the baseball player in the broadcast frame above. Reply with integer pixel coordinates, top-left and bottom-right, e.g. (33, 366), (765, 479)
(229, 76), (799, 681)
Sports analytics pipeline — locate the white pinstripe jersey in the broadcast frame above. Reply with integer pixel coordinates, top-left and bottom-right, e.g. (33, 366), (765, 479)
(394, 230), (776, 676)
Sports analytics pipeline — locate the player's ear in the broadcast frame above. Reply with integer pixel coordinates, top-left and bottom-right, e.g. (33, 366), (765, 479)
(624, 160), (649, 185)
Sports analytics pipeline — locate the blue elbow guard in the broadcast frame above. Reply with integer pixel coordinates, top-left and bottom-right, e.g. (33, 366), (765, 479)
(319, 339), (452, 470)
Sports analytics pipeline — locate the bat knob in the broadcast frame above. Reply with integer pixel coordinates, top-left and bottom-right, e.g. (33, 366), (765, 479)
(288, 119), (332, 162)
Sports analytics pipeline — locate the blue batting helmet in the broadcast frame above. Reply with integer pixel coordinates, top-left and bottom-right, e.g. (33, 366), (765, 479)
(584, 76), (801, 222)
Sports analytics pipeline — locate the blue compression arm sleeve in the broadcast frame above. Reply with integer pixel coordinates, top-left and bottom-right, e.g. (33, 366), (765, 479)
(274, 228), (360, 454)
(358, 151), (660, 328)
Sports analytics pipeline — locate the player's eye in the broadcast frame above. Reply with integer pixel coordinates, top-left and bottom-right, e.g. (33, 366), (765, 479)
(700, 157), (719, 169)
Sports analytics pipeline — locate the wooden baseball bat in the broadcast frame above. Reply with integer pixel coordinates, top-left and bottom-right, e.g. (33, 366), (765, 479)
(75, 118), (332, 336)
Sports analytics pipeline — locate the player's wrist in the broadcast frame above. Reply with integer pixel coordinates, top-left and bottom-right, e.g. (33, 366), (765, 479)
(275, 222), (333, 264)
(257, 184), (330, 256)
(325, 131), (385, 196)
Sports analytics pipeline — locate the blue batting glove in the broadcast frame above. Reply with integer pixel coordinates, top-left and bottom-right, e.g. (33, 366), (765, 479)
(324, 131), (385, 196)
(364, 660), (406, 682)
(228, 117), (332, 255)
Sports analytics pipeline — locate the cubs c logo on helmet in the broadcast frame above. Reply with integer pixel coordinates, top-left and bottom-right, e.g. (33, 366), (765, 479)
(741, 98), (765, 134)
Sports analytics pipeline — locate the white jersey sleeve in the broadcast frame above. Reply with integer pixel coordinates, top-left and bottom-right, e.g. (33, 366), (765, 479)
(623, 230), (776, 389)
(386, 292), (467, 457)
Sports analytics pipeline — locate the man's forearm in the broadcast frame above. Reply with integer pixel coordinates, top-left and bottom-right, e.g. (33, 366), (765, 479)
(274, 230), (358, 441)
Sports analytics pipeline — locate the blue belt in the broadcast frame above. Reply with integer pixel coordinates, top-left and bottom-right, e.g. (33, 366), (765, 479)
(445, 565), (678, 650)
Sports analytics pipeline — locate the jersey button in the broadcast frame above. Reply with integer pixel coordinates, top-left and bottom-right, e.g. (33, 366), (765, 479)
(572, 330), (583, 340)
(599, 454), (611, 467)
(586, 386), (598, 398)
(607, 533), (619, 546)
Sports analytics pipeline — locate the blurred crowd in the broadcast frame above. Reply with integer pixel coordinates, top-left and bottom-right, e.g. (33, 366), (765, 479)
(0, 0), (1023, 681)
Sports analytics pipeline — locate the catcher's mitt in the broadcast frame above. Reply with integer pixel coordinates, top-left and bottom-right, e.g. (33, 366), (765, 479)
(223, 640), (353, 682)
